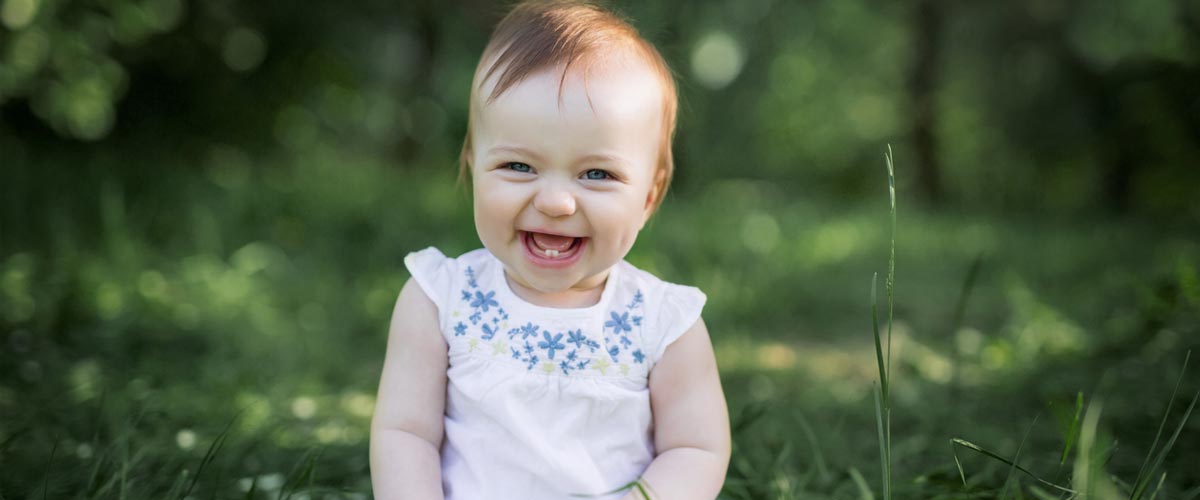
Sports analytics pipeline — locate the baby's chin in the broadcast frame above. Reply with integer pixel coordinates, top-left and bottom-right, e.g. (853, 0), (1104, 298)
(503, 259), (616, 298)
(510, 266), (605, 293)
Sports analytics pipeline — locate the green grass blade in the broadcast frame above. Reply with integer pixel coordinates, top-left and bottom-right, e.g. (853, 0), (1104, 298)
(1000, 414), (1040, 500)
(951, 438), (1076, 495)
(183, 411), (240, 498)
(796, 411), (831, 484)
(1026, 485), (1064, 500)
(1148, 472), (1166, 500)
(873, 383), (890, 500)
(884, 144), (896, 405)
(571, 479), (644, 498)
(883, 145), (896, 494)
(732, 400), (770, 436)
(951, 440), (967, 487)
(632, 478), (655, 500)
(42, 437), (58, 500)
(849, 467), (876, 500)
(1134, 386), (1200, 500)
(243, 476), (259, 500)
(871, 273), (888, 402)
(1131, 350), (1192, 500)
(1060, 392), (1083, 465)
(279, 447), (321, 500)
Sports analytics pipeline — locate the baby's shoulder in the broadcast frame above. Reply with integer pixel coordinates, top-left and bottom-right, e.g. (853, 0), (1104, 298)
(405, 247), (494, 276)
(403, 247), (496, 309)
(615, 260), (706, 312)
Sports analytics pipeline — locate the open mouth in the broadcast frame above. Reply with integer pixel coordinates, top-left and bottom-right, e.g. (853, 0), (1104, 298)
(522, 231), (585, 266)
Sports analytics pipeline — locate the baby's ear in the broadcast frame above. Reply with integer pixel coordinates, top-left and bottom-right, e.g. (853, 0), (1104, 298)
(641, 168), (667, 226)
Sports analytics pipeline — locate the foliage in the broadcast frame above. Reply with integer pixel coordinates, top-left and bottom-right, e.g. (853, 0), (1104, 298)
(2, 0), (1200, 498)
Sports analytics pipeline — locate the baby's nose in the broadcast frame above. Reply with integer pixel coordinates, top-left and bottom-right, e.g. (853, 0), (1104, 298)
(533, 187), (576, 217)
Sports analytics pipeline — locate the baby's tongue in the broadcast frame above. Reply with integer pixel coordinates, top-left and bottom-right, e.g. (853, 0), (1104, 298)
(531, 232), (575, 251)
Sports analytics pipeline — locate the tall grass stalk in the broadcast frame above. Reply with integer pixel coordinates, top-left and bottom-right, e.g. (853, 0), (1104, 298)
(869, 145), (897, 500)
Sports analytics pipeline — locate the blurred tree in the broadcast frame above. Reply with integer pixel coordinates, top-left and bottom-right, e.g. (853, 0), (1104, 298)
(909, 0), (945, 203)
(2, 0), (1197, 219)
(0, 0), (186, 140)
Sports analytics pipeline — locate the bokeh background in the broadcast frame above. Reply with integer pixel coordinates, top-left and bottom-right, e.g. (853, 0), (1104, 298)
(2, 0), (1198, 498)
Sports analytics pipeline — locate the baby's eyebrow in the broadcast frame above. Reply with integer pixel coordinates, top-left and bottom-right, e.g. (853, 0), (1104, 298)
(576, 153), (629, 167)
(487, 145), (545, 161)
(487, 145), (629, 168)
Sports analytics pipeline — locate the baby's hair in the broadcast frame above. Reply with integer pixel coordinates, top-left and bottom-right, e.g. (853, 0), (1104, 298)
(460, 0), (679, 213)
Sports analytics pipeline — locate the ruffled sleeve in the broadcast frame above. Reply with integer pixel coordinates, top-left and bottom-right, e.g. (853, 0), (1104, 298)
(403, 247), (456, 314)
(649, 283), (707, 365)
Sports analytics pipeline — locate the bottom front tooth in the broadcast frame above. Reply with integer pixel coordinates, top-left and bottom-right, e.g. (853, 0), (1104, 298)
(544, 249), (559, 257)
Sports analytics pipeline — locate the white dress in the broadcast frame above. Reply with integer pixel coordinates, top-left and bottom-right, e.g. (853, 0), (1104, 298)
(404, 247), (706, 500)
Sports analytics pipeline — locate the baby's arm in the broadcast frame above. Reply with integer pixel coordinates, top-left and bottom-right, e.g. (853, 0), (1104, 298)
(629, 318), (731, 500)
(370, 279), (448, 499)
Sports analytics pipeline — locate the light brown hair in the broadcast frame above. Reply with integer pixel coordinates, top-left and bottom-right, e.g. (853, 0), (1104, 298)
(460, 0), (679, 213)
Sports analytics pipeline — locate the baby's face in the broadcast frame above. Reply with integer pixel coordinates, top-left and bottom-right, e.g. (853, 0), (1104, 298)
(470, 57), (664, 296)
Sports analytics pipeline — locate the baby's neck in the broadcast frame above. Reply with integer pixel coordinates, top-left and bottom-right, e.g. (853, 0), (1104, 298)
(504, 270), (608, 309)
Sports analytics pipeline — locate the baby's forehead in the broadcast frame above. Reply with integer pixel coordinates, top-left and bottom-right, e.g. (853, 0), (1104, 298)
(478, 62), (665, 130)
(474, 46), (664, 111)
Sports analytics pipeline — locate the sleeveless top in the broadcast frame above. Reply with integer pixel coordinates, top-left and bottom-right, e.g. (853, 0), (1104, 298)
(404, 247), (706, 500)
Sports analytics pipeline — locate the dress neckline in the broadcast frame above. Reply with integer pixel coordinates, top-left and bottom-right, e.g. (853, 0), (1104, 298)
(488, 251), (621, 318)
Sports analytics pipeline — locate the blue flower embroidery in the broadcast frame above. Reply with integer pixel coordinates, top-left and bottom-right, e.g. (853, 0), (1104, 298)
(605, 311), (632, 333)
(539, 331), (565, 360)
(471, 291), (498, 312)
(451, 265), (647, 375)
(627, 290), (643, 309)
(567, 330), (589, 349)
(481, 323), (497, 340)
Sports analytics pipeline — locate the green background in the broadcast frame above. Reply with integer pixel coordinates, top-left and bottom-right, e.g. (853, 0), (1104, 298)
(2, 0), (1198, 498)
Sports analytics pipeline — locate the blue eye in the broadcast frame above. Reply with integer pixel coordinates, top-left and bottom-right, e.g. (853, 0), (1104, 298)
(506, 162), (532, 173)
(584, 169), (611, 180)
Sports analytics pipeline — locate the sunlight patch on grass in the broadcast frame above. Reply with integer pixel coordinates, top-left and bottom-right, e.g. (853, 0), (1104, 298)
(176, 429), (197, 450)
(806, 219), (870, 266)
(315, 421), (360, 445)
(68, 359), (102, 401)
(340, 391), (375, 419)
(235, 391), (273, 430)
(291, 396), (317, 419)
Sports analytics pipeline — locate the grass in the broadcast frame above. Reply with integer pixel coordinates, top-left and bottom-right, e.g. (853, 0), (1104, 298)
(1, 147), (1199, 498)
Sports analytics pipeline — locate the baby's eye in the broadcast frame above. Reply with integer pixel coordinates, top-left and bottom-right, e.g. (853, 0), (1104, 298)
(505, 162), (533, 173)
(583, 169), (612, 180)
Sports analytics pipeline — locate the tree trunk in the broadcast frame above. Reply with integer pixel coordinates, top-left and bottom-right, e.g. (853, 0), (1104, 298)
(910, 0), (945, 203)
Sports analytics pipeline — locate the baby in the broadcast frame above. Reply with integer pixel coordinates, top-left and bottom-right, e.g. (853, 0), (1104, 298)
(370, 1), (730, 499)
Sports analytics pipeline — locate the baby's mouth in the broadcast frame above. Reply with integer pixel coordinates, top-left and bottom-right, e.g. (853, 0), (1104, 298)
(524, 231), (583, 259)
